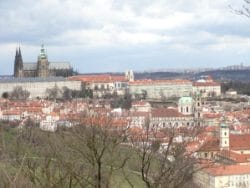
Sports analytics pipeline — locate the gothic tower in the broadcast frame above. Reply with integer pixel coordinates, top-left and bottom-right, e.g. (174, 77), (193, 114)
(37, 45), (49, 78)
(14, 47), (23, 77)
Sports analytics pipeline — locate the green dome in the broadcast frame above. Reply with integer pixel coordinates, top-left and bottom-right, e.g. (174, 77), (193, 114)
(178, 96), (193, 105)
(38, 44), (47, 59)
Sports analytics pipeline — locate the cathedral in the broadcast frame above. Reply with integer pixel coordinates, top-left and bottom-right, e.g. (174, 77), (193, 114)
(14, 45), (73, 78)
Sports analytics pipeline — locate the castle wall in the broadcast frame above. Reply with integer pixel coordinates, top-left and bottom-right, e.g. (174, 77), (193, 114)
(0, 78), (81, 98)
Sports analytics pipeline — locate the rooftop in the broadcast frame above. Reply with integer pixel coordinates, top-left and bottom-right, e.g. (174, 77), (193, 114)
(129, 79), (192, 86)
(205, 165), (250, 176)
(69, 74), (127, 83)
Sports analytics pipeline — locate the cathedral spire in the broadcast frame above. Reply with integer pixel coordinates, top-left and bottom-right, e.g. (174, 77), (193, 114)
(14, 46), (23, 77)
(15, 47), (18, 57)
(18, 46), (21, 56)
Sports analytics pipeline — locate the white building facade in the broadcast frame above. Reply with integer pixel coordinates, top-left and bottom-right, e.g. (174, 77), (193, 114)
(0, 77), (82, 98)
(129, 79), (193, 100)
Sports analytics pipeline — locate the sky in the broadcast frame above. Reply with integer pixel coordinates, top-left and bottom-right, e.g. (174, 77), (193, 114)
(1, 0), (250, 74)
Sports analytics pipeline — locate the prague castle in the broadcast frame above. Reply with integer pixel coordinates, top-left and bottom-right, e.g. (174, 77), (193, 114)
(14, 45), (73, 78)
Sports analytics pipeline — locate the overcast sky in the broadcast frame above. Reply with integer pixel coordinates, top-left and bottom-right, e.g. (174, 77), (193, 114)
(0, 0), (250, 74)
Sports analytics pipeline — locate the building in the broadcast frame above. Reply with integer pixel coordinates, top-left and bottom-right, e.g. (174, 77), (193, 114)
(193, 76), (221, 97)
(14, 45), (73, 78)
(194, 164), (250, 188)
(69, 74), (129, 97)
(150, 108), (194, 129)
(129, 79), (193, 100)
(40, 115), (58, 132)
(193, 119), (250, 187)
(178, 96), (194, 115)
(125, 70), (134, 82)
(0, 77), (82, 98)
(130, 101), (151, 112)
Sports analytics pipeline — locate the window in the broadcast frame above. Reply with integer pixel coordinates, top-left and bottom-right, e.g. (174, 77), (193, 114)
(204, 153), (208, 158)
(224, 132), (227, 136)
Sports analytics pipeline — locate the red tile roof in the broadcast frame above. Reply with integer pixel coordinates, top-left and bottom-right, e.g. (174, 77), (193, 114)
(204, 165), (250, 176)
(199, 138), (220, 152)
(129, 79), (192, 86)
(130, 111), (150, 117)
(69, 75), (127, 83)
(230, 134), (250, 150)
(151, 108), (186, 118)
(199, 134), (250, 152)
(132, 101), (150, 106)
(218, 150), (250, 163)
(193, 82), (220, 87)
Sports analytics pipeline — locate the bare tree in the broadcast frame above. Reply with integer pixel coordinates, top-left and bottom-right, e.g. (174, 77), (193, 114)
(10, 86), (30, 100)
(46, 84), (62, 100)
(128, 119), (204, 188)
(230, 0), (250, 17)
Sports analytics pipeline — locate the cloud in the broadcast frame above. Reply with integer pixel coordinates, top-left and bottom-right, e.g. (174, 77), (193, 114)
(1, 0), (250, 74)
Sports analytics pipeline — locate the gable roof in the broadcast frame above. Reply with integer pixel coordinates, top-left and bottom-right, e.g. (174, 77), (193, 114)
(230, 134), (250, 150)
(49, 62), (71, 70)
(23, 63), (37, 71)
(204, 165), (250, 176)
(23, 62), (71, 71)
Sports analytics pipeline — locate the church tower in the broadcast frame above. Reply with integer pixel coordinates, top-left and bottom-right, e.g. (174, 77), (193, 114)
(37, 45), (49, 78)
(14, 47), (23, 77)
(125, 70), (134, 82)
(219, 119), (230, 151)
(193, 92), (204, 126)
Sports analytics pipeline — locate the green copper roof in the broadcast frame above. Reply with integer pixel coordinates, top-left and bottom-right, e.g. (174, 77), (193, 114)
(39, 44), (47, 59)
(220, 123), (228, 128)
(178, 96), (193, 105)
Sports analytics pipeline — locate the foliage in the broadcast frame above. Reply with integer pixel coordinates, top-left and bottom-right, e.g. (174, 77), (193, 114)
(0, 116), (202, 188)
(46, 85), (62, 100)
(110, 92), (132, 110)
(221, 81), (250, 95)
(10, 86), (30, 100)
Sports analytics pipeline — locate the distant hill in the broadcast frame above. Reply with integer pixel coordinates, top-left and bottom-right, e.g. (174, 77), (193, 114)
(195, 70), (250, 82)
(134, 72), (185, 80)
(78, 69), (250, 82)
(133, 69), (250, 82)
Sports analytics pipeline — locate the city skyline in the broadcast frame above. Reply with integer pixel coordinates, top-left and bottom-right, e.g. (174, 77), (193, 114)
(1, 0), (250, 74)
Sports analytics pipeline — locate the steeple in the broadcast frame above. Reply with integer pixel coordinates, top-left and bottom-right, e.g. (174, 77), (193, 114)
(37, 44), (49, 77)
(219, 117), (229, 151)
(14, 46), (23, 77)
(15, 47), (18, 57)
(38, 44), (47, 59)
(18, 46), (22, 57)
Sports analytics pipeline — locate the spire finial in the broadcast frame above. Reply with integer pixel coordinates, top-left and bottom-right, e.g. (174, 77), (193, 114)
(18, 45), (21, 56)
(15, 47), (18, 56)
(39, 44), (47, 59)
